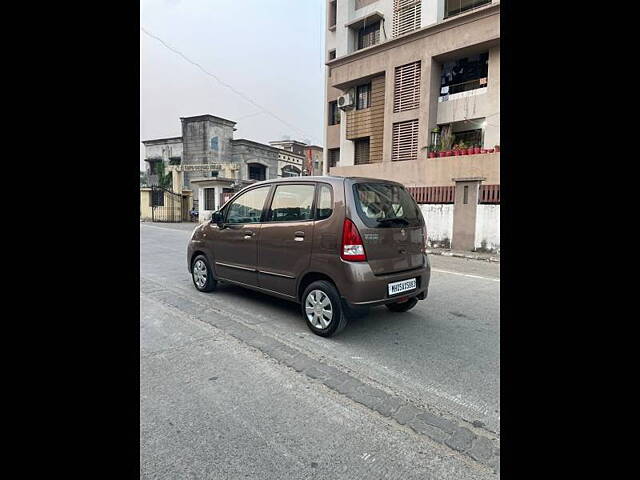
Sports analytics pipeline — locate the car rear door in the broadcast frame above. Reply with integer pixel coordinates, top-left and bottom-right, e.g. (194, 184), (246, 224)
(257, 182), (316, 298)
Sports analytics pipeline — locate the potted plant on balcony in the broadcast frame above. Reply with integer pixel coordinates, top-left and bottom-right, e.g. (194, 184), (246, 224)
(441, 127), (454, 157)
(474, 144), (481, 155)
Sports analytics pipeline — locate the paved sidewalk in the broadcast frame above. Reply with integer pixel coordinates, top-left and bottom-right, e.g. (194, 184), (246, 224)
(426, 248), (500, 263)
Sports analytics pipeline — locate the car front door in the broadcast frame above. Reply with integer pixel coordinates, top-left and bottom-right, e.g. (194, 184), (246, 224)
(257, 183), (316, 298)
(210, 185), (272, 287)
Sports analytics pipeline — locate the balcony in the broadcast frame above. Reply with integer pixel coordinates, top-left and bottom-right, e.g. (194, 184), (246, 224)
(328, 152), (500, 187)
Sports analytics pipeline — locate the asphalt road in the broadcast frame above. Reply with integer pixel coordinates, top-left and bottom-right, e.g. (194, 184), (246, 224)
(140, 222), (500, 479)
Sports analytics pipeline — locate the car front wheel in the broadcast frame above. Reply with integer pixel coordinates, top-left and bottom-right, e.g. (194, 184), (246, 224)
(191, 254), (217, 292)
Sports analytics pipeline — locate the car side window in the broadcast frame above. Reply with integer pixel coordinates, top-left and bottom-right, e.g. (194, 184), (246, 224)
(316, 184), (333, 220)
(267, 184), (315, 222)
(225, 186), (270, 224)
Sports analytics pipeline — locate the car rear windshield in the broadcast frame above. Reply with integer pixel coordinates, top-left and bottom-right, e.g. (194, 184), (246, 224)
(353, 183), (422, 228)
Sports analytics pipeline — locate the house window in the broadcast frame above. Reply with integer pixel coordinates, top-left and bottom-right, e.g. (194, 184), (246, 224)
(328, 148), (340, 168)
(354, 138), (370, 165)
(357, 21), (380, 50)
(394, 61), (421, 112)
(204, 188), (216, 211)
(445, 0), (491, 19)
(356, 0), (378, 8)
(356, 83), (371, 110)
(452, 128), (483, 147)
(328, 101), (341, 125)
(148, 160), (161, 175)
(281, 165), (301, 177)
(150, 189), (164, 207)
(440, 53), (489, 97)
(248, 163), (266, 181)
(328, 0), (337, 29)
(328, 49), (336, 60)
(392, 119), (419, 162)
(393, 0), (422, 38)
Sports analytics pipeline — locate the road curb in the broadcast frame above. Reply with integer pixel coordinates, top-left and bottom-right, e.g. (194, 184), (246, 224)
(427, 249), (500, 263)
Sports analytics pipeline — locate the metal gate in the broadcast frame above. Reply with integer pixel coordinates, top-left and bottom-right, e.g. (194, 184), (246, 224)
(150, 186), (184, 222)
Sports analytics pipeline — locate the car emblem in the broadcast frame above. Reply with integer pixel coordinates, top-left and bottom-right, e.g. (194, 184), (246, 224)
(401, 228), (406, 237)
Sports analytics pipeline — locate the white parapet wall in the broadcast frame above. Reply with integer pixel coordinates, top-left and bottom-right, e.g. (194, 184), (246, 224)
(419, 204), (454, 248)
(475, 204), (500, 252)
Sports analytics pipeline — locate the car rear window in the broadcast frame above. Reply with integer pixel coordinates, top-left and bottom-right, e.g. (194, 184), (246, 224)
(353, 183), (422, 228)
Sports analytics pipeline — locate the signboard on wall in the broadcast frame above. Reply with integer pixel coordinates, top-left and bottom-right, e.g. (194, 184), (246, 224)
(179, 163), (237, 172)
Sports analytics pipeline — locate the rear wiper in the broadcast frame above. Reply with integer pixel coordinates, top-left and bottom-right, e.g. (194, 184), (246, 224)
(377, 217), (409, 226)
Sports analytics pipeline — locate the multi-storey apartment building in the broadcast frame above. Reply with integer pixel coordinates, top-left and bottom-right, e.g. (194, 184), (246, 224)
(323, 0), (500, 188)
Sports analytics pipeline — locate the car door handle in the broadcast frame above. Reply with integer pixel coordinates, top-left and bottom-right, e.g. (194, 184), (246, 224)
(294, 231), (304, 242)
(243, 230), (254, 239)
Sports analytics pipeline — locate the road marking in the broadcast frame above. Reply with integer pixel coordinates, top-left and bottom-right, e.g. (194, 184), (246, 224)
(431, 268), (500, 282)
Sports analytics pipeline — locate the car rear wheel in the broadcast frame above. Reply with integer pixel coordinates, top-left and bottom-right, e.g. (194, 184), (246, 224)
(386, 297), (418, 312)
(301, 280), (348, 337)
(192, 255), (217, 292)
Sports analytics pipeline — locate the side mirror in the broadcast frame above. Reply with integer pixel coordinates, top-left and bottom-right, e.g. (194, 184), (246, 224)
(211, 211), (224, 227)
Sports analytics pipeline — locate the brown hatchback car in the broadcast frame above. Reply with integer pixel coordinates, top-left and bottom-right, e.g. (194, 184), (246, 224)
(187, 176), (431, 337)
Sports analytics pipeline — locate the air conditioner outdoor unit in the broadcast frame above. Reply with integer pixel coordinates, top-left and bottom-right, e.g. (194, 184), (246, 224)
(338, 90), (355, 110)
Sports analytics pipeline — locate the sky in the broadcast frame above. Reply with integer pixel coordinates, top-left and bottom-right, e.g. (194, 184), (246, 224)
(140, 0), (326, 171)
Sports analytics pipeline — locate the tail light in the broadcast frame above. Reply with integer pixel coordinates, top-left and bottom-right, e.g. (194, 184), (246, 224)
(341, 218), (366, 262)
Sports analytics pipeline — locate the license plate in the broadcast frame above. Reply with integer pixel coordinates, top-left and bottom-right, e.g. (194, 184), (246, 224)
(388, 278), (417, 296)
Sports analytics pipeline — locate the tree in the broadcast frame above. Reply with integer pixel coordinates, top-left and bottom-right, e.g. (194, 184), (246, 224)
(157, 161), (172, 189)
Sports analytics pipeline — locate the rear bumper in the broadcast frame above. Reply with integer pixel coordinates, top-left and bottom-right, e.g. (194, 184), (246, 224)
(338, 254), (431, 307)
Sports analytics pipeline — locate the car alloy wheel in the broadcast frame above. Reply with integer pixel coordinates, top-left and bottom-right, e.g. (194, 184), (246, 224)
(305, 289), (333, 329)
(193, 259), (208, 289)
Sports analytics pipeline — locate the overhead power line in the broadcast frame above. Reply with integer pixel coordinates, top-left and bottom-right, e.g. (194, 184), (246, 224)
(141, 26), (319, 144)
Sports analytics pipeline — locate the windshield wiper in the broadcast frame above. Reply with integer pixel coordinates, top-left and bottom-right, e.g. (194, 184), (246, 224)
(377, 217), (409, 226)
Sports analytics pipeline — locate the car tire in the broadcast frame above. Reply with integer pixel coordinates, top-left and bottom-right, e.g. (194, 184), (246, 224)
(191, 254), (217, 292)
(301, 280), (348, 337)
(385, 297), (418, 312)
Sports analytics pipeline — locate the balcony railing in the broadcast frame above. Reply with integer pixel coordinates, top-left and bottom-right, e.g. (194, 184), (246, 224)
(440, 77), (487, 97)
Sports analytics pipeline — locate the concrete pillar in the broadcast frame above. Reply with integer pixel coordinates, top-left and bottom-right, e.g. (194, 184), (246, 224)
(198, 188), (205, 223)
(171, 169), (183, 194)
(483, 45), (500, 149)
(214, 186), (221, 211)
(451, 177), (484, 251)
